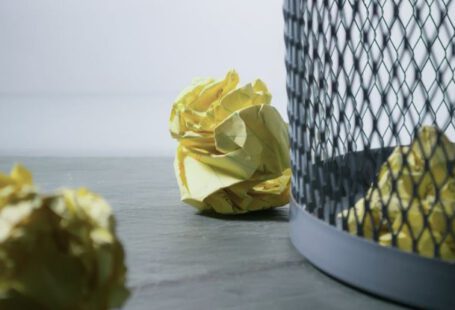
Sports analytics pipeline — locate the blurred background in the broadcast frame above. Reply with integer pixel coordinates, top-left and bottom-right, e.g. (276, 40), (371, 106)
(0, 0), (287, 157)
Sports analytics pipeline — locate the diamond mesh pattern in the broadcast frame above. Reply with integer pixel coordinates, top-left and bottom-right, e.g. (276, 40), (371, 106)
(284, 0), (455, 259)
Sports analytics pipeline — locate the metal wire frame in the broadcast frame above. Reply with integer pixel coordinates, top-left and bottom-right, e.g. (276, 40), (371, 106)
(285, 0), (455, 259)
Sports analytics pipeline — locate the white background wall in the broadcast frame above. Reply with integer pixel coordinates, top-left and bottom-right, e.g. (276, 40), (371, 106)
(0, 0), (287, 156)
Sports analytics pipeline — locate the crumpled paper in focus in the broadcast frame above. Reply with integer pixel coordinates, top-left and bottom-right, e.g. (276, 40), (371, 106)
(0, 164), (129, 309)
(341, 126), (455, 260)
(169, 70), (291, 214)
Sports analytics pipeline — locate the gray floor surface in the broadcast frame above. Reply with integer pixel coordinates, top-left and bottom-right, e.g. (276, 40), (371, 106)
(0, 157), (409, 310)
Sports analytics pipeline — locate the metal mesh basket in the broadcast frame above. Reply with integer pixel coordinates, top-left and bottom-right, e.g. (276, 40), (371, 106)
(284, 0), (455, 308)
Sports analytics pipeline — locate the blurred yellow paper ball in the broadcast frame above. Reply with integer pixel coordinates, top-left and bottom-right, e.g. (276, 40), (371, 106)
(0, 165), (129, 309)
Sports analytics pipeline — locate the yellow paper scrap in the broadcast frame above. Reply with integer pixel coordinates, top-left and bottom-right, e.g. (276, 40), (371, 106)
(170, 70), (291, 214)
(340, 126), (455, 260)
(0, 165), (129, 309)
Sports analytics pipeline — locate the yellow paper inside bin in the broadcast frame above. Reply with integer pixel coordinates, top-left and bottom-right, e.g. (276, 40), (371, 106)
(340, 126), (455, 260)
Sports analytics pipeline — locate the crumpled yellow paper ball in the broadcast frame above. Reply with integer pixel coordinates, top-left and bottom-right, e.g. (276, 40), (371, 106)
(0, 164), (129, 309)
(169, 70), (291, 214)
(379, 199), (455, 260)
(341, 126), (455, 260)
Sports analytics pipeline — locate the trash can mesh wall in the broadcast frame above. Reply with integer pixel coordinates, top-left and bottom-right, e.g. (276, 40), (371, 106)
(284, 0), (455, 260)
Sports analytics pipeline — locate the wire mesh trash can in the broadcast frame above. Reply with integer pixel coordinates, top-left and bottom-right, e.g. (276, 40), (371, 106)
(284, 0), (455, 308)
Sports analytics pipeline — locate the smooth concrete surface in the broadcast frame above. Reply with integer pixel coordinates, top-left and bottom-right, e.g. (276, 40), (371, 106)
(0, 157), (409, 310)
